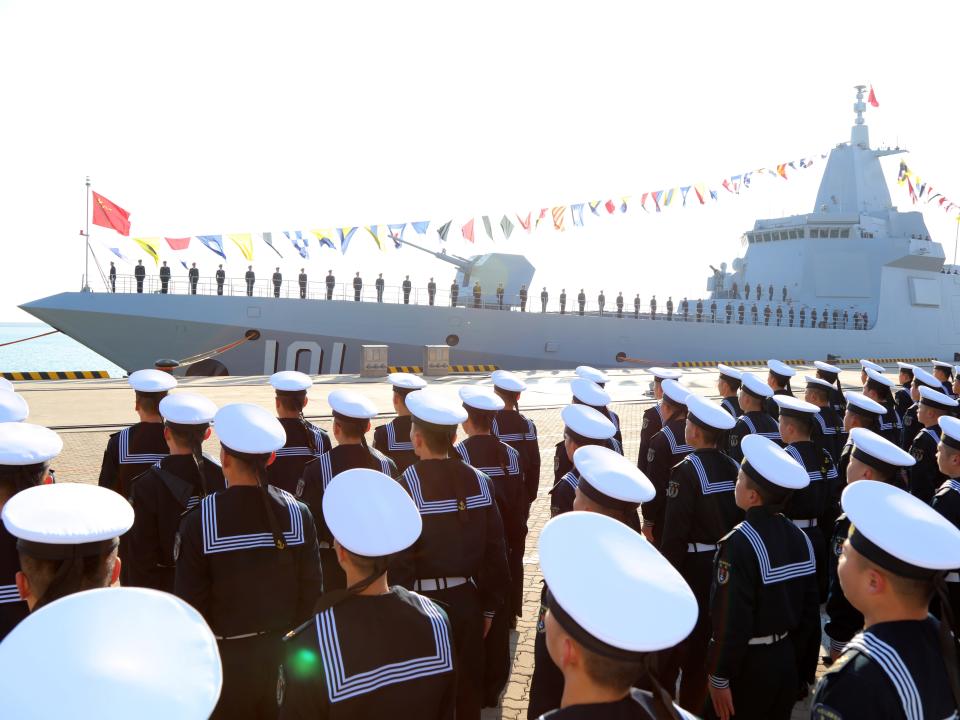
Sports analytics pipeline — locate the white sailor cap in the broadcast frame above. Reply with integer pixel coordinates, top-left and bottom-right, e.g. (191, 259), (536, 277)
(859, 358), (884, 373)
(270, 370), (312, 392)
(405, 390), (468, 428)
(491, 370), (527, 393)
(2, 483), (134, 554)
(804, 375), (835, 391)
(686, 395), (736, 431)
(739, 372), (773, 399)
(388, 372), (428, 391)
(159, 393), (217, 425)
(717, 364), (742, 382)
(864, 367), (895, 388)
(939, 416), (960, 451)
(0, 587), (222, 719)
(849, 427), (915, 475)
(896, 362), (916, 373)
(328, 389), (378, 420)
(813, 360), (841, 375)
(0, 390), (28, 423)
(773, 395), (819, 419)
(561, 404), (615, 441)
(842, 480), (960, 578)
(214, 403), (286, 454)
(573, 445), (655, 508)
(570, 378), (611, 408)
(128, 369), (177, 393)
(323, 468), (422, 557)
(649, 367), (683, 381)
(932, 360), (954, 373)
(458, 386), (505, 412)
(0, 377), (12, 391)
(919, 385), (959, 412)
(0, 422), (62, 465)
(660, 379), (689, 406)
(740, 434), (809, 490)
(539, 512), (697, 656)
(767, 359), (796, 378)
(844, 391), (886, 417)
(912, 366), (942, 389)
(575, 366), (608, 385)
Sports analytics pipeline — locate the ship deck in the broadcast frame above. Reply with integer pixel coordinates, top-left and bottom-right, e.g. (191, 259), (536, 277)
(16, 365), (861, 720)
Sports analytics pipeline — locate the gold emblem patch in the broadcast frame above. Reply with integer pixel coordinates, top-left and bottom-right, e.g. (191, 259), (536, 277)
(717, 560), (731, 585)
(666, 479), (680, 498)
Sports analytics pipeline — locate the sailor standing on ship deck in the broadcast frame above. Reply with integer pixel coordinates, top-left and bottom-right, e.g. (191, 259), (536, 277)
(245, 266), (255, 296)
(377, 273), (385, 302)
(298, 269), (307, 299)
(160, 261), (171, 294)
(560, 289), (567, 314)
(577, 289), (585, 316)
(541, 287), (548, 313)
(403, 275), (412, 304)
(109, 261), (116, 292)
(389, 390), (509, 720)
(428, 277), (437, 306)
(353, 272), (362, 301)
(273, 268), (283, 298)
(134, 260), (145, 292)
(325, 270), (335, 300)
(189, 263), (199, 294)
(450, 279), (458, 306)
(297, 389), (396, 593)
(264, 371), (332, 495)
(373, 372), (428, 474)
(216, 264), (225, 295)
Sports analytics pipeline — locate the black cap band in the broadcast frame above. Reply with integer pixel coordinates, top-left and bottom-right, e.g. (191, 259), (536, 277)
(848, 402), (882, 419)
(741, 384), (768, 400)
(850, 445), (899, 479)
(943, 433), (960, 452)
(849, 526), (937, 581)
(17, 537), (119, 560)
(546, 588), (645, 661)
(578, 478), (641, 514)
(921, 396), (955, 412)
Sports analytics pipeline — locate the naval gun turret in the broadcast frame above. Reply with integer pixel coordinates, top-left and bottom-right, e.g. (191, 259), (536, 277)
(395, 236), (536, 308)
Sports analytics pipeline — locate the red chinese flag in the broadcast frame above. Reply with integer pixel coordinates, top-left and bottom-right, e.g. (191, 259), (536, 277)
(165, 237), (191, 250)
(91, 192), (131, 236)
(868, 85), (879, 107)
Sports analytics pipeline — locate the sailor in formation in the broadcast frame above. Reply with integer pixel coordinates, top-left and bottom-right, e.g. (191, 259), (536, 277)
(657, 395), (741, 713)
(575, 365), (622, 444)
(0, 422), (62, 640)
(641, 379), (692, 545)
(812, 480), (960, 719)
(553, 378), (622, 485)
(373, 372), (428, 473)
(266, 371), (332, 494)
(98, 368), (175, 498)
(894, 362), (915, 417)
(858, 358), (883, 387)
(388, 390), (509, 720)
(277, 469), (456, 719)
(528, 446), (655, 719)
(802, 375), (844, 461)
(126, 393), (226, 592)
(174, 403), (322, 719)
(763, 359), (796, 419)
(491, 370), (541, 510)
(636, 367), (683, 473)
(3, 482), (132, 612)
(716, 364), (743, 419)
(862, 367), (903, 446)
(899, 366), (941, 449)
(456, 385), (528, 707)
(907, 385), (958, 504)
(813, 360), (846, 415)
(726, 372), (779, 463)
(297, 389), (396, 592)
(537, 511), (699, 719)
(822, 428), (915, 665)
(706, 435), (820, 720)
(933, 414), (960, 615)
(932, 359), (956, 397)
(548, 405), (619, 520)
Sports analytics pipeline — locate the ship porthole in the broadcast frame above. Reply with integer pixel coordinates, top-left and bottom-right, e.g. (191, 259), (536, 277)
(446, 334), (460, 347)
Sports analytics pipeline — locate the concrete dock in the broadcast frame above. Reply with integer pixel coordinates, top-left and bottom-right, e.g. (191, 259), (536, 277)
(12, 365), (868, 719)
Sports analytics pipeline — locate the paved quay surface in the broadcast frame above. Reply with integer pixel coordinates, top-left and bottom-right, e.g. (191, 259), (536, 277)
(13, 365), (863, 719)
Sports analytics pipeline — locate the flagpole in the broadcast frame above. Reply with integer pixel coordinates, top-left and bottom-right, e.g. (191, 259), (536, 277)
(954, 216), (959, 269)
(82, 176), (91, 292)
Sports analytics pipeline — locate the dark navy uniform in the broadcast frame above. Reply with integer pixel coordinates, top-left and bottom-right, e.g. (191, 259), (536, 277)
(828, 385), (846, 417)
(726, 411), (779, 464)
(900, 403), (918, 450)
(763, 388), (794, 420)
(98, 422), (168, 498)
(641, 418), (692, 544)
(175, 485), (322, 719)
(373, 416), (419, 475)
(877, 401), (903, 447)
(636, 405), (664, 473)
(492, 409), (541, 506)
(391, 459), (510, 720)
(126, 454), (226, 593)
(823, 514), (861, 658)
(297, 445), (396, 592)
(658, 449), (743, 710)
(456, 435), (527, 705)
(537, 688), (698, 719)
(812, 618), (958, 720)
(720, 396), (741, 419)
(707, 507), (820, 720)
(894, 383), (913, 420)
(553, 435), (623, 487)
(812, 406), (844, 462)
(278, 586), (456, 720)
(267, 418), (332, 495)
(932, 478), (960, 616)
(907, 425), (944, 504)
(0, 524), (27, 640)
(549, 468), (641, 533)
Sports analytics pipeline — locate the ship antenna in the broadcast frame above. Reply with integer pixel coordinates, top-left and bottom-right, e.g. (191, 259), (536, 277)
(853, 85), (866, 126)
(82, 176), (91, 292)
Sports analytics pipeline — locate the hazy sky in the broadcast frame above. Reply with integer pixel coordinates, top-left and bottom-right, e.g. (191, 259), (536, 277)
(2, 0), (959, 320)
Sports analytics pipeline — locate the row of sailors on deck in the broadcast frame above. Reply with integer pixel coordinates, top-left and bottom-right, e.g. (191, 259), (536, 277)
(0, 361), (959, 719)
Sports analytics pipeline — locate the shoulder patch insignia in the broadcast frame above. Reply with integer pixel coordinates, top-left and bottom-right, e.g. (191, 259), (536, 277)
(834, 535), (844, 557)
(276, 663), (286, 707)
(717, 559), (731, 585)
(553, 455), (560, 474)
(730, 434), (739, 447)
(911, 447), (923, 461)
(810, 703), (844, 720)
(642, 416), (649, 430)
(295, 477), (305, 498)
(536, 601), (548, 634)
(666, 479), (680, 498)
(173, 532), (181, 561)
(647, 448), (656, 463)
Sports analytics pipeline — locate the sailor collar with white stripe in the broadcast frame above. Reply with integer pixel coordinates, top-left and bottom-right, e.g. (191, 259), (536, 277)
(455, 438), (519, 477)
(0, 391), (28, 423)
(200, 488), (305, 554)
(572, 445), (654, 512)
(0, 422), (62, 465)
(842, 630), (925, 720)
(401, 464), (493, 515)
(918, 385), (959, 412)
(842, 480), (960, 580)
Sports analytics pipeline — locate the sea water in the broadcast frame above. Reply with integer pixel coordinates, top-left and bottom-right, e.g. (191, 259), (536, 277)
(0, 323), (125, 377)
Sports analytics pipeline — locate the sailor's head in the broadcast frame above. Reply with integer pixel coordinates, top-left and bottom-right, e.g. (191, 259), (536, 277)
(248, 265), (252, 271)
(276, 267), (280, 272)
(218, 264), (222, 269)
(162, 261), (167, 266)
(191, 262), (196, 267)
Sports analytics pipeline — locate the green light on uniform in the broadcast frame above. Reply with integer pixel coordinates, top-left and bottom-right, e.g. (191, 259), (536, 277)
(289, 648), (320, 679)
